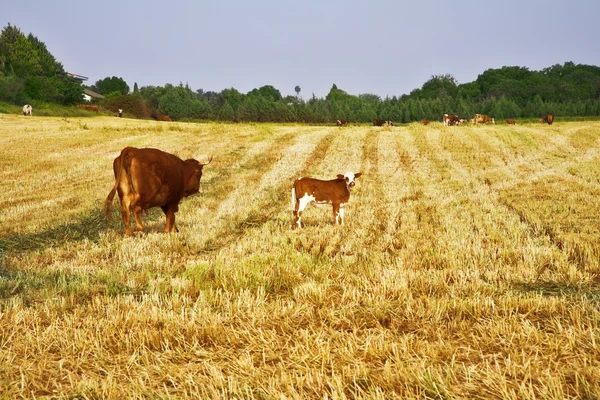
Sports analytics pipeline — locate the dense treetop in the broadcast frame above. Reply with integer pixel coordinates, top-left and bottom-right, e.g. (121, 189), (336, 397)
(0, 24), (82, 105)
(1, 23), (599, 122)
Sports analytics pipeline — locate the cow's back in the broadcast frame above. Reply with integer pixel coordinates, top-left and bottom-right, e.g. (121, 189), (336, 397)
(294, 177), (348, 204)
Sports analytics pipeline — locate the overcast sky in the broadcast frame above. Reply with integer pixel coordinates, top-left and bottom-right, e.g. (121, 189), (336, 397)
(3, 0), (599, 98)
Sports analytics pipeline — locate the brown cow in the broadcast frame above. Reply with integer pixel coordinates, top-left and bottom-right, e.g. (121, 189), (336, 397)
(474, 114), (495, 124)
(442, 113), (461, 126)
(156, 114), (172, 122)
(292, 172), (362, 229)
(505, 118), (516, 125)
(421, 119), (430, 125)
(540, 113), (555, 125)
(336, 119), (348, 126)
(105, 147), (212, 236)
(373, 119), (393, 127)
(77, 104), (99, 113)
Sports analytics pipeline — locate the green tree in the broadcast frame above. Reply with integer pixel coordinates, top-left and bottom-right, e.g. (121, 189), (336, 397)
(417, 74), (458, 99)
(219, 100), (235, 121)
(490, 96), (522, 119)
(523, 94), (545, 117)
(248, 85), (282, 102)
(91, 76), (130, 96)
(157, 84), (195, 120)
(221, 88), (244, 112)
(237, 98), (258, 122)
(0, 24), (82, 104)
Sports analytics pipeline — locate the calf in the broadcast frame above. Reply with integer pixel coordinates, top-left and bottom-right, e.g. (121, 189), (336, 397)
(443, 113), (461, 126)
(421, 119), (430, 125)
(292, 172), (362, 229)
(22, 104), (32, 116)
(336, 119), (348, 126)
(505, 118), (516, 125)
(105, 147), (212, 236)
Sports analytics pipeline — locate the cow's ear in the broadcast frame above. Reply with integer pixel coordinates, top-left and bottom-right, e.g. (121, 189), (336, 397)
(354, 173), (362, 178)
(337, 174), (344, 179)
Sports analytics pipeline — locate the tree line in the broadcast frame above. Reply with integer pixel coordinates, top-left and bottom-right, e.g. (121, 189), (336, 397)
(2, 23), (600, 123)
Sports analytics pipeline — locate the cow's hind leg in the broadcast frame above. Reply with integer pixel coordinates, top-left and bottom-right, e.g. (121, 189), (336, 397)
(132, 205), (145, 233)
(120, 197), (134, 236)
(162, 204), (179, 233)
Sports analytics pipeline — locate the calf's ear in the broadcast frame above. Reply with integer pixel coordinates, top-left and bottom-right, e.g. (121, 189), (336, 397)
(354, 173), (362, 178)
(337, 174), (344, 179)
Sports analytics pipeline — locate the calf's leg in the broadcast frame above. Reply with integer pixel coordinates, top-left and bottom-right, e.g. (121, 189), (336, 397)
(293, 201), (302, 229)
(333, 203), (345, 225)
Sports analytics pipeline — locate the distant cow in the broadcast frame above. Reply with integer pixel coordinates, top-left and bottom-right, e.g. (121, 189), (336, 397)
(336, 119), (348, 126)
(105, 147), (212, 236)
(156, 114), (172, 122)
(540, 113), (555, 125)
(77, 104), (99, 113)
(442, 114), (461, 126)
(22, 104), (32, 116)
(291, 172), (362, 229)
(505, 118), (516, 125)
(474, 114), (495, 124)
(118, 109), (123, 118)
(373, 119), (393, 127)
(421, 119), (430, 125)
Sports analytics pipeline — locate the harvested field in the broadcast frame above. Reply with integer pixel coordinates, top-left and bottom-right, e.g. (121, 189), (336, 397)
(1, 115), (600, 399)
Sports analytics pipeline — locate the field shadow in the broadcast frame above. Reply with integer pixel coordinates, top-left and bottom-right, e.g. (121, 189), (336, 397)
(0, 208), (164, 305)
(512, 280), (600, 303)
(0, 207), (164, 258)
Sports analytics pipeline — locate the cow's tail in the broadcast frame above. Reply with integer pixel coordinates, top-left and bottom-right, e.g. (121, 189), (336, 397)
(104, 180), (118, 219)
(104, 151), (125, 219)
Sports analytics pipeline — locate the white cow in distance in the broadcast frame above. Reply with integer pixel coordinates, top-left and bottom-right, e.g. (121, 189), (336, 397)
(22, 104), (33, 116)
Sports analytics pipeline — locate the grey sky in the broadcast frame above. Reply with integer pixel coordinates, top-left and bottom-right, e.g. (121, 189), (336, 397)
(3, 0), (599, 98)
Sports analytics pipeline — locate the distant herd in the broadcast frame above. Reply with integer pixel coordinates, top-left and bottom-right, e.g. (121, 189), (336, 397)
(20, 103), (555, 127)
(368, 113), (554, 127)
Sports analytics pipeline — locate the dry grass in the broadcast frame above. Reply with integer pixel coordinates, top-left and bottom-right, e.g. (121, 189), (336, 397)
(1, 115), (600, 399)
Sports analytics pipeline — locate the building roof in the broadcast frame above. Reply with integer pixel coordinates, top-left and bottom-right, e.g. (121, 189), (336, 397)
(83, 88), (105, 99)
(68, 72), (89, 81)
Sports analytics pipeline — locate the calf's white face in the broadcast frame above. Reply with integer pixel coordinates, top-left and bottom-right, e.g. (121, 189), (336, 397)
(337, 171), (361, 188)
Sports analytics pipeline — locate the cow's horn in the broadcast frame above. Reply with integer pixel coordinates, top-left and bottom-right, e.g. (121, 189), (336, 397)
(201, 156), (213, 166)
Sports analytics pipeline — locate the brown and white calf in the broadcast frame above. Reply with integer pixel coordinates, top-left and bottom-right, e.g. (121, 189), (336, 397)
(442, 113), (461, 126)
(291, 172), (362, 229)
